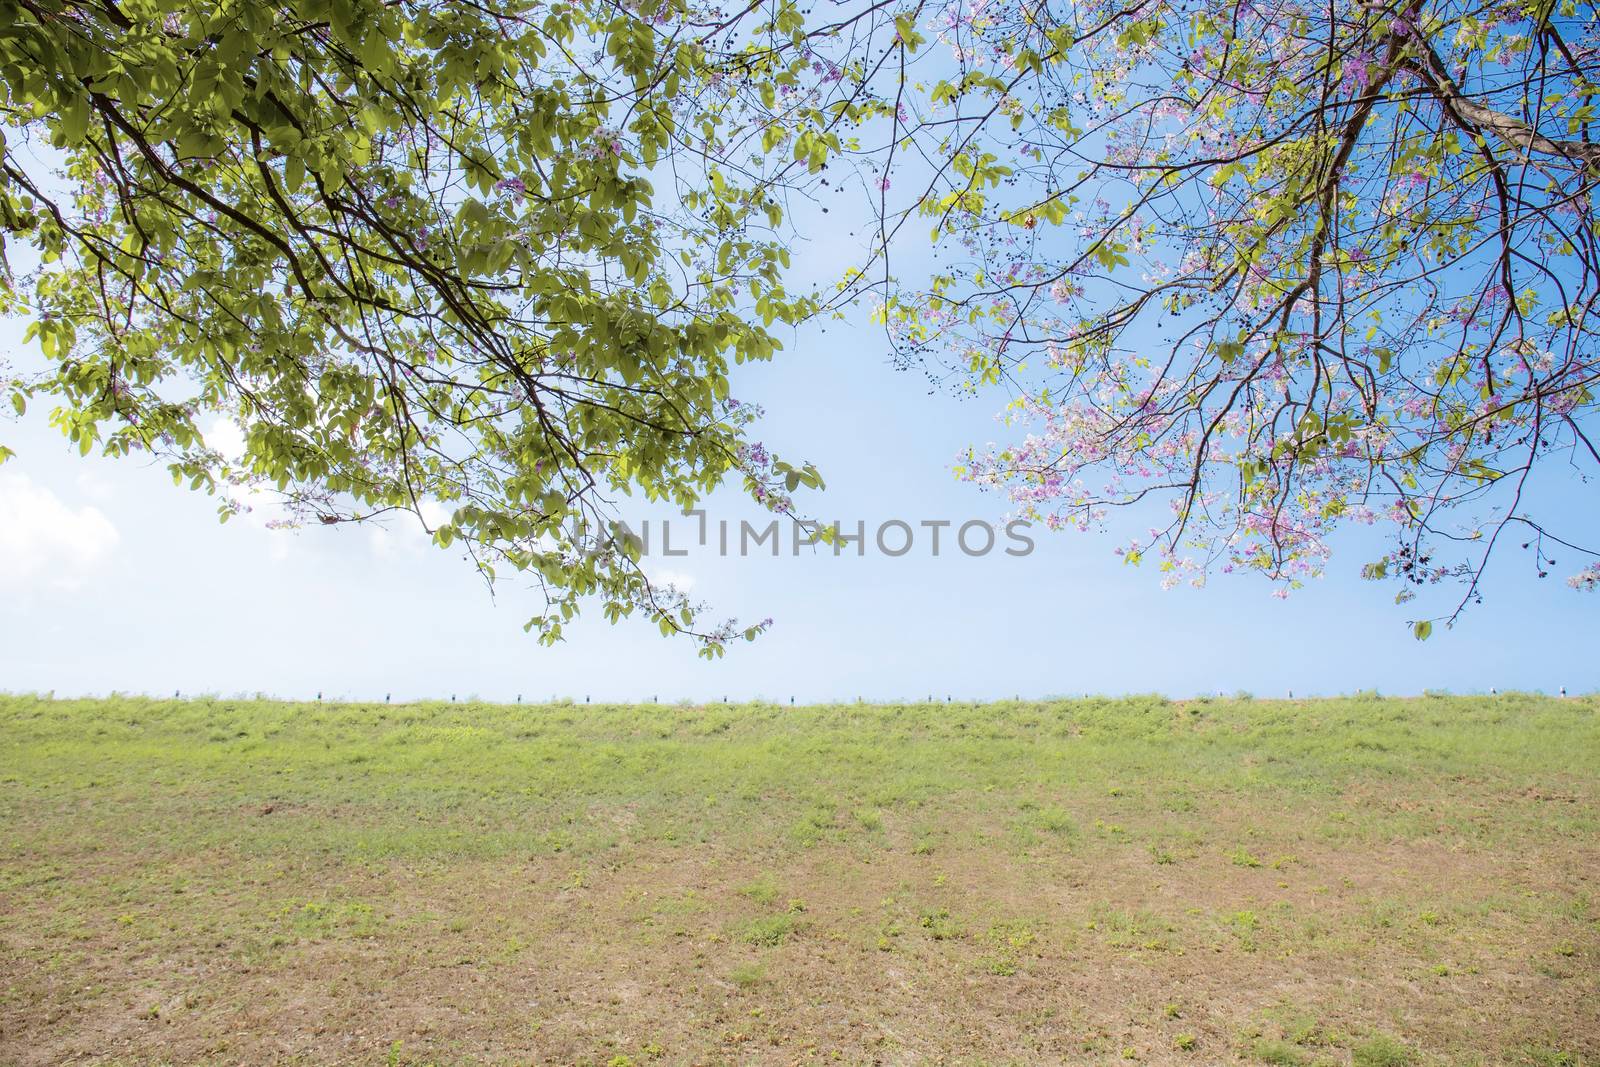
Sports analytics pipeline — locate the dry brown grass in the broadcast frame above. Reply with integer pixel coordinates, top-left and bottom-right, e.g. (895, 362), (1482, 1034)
(1, 694), (1596, 1065)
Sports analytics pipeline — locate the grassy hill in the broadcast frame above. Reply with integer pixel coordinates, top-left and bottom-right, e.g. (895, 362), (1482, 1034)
(1, 694), (1595, 1064)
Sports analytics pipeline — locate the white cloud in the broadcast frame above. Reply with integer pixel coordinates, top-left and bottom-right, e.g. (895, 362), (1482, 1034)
(368, 524), (401, 559)
(368, 522), (423, 560)
(418, 499), (452, 529)
(366, 500), (453, 561)
(0, 471), (120, 588)
(205, 417), (247, 462)
(74, 470), (115, 502)
(652, 568), (697, 593)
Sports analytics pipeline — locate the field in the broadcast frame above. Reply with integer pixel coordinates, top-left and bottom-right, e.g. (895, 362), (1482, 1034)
(0, 694), (1596, 1066)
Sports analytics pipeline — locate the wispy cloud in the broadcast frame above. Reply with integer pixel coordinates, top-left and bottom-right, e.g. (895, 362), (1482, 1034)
(0, 471), (119, 589)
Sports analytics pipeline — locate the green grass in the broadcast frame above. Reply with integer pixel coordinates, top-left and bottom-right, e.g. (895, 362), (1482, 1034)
(0, 693), (1596, 1064)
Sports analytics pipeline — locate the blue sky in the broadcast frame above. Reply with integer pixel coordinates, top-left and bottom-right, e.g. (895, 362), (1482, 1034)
(3, 267), (1596, 702)
(2, 156), (1596, 702)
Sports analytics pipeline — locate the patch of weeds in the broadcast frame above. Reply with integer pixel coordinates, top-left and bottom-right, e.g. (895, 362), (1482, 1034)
(1275, 1012), (1334, 1048)
(988, 918), (1036, 950)
(1352, 1035), (1412, 1067)
(978, 919), (1035, 975)
(280, 899), (381, 941)
(1226, 910), (1260, 952)
(789, 803), (836, 848)
(853, 808), (884, 832)
(1517, 1047), (1583, 1067)
(535, 829), (574, 853)
(740, 913), (796, 947)
(649, 890), (705, 919)
(1091, 906), (1173, 951)
(1038, 805), (1078, 835)
(729, 962), (765, 989)
(737, 874), (779, 907)
(1252, 1039), (1310, 1066)
(918, 907), (961, 941)
(1296, 913), (1333, 946)
(1149, 843), (1178, 865)
(1557, 894), (1592, 922)
(979, 955), (1017, 976)
(1364, 898), (1405, 931)
(1008, 820), (1041, 850)
(1231, 846), (1264, 868)
(1165, 791), (1198, 813)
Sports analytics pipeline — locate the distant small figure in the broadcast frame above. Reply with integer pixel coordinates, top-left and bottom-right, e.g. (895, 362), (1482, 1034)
(385, 693), (391, 703)
(1288, 689), (1294, 699)
(450, 694), (456, 702)
(1560, 686), (1568, 697)
(790, 696), (795, 705)
(585, 695), (590, 703)
(316, 691), (322, 702)
(516, 694), (521, 703)
(1490, 688), (1497, 696)
(174, 690), (180, 699)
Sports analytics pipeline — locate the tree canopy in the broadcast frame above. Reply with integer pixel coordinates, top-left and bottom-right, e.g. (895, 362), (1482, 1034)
(871, 0), (1600, 630)
(1, 0), (832, 653)
(4, 0), (1597, 644)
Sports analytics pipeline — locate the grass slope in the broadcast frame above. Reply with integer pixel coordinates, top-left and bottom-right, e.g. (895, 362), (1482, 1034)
(0, 694), (1596, 1065)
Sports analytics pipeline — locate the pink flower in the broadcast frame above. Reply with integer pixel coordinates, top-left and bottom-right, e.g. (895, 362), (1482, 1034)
(1341, 50), (1375, 94)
